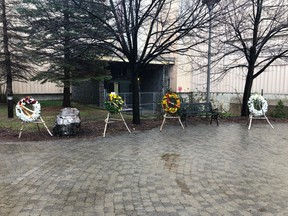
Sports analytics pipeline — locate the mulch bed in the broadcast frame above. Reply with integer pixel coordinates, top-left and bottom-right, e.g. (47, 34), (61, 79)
(1, 116), (287, 142)
(0, 119), (162, 142)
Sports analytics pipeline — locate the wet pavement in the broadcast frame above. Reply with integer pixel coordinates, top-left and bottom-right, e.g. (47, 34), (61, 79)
(1, 122), (288, 216)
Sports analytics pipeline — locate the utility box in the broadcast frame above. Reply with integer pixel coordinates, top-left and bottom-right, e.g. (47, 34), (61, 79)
(53, 108), (81, 136)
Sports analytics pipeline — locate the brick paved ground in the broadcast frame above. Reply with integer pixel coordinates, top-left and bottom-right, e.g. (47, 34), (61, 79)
(1, 122), (288, 216)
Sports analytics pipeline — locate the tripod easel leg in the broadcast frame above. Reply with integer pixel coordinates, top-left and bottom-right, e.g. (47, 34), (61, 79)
(119, 112), (131, 133)
(160, 113), (184, 131)
(103, 112), (131, 137)
(178, 117), (184, 129)
(39, 117), (53, 136)
(103, 113), (110, 138)
(265, 115), (274, 129)
(19, 123), (25, 138)
(248, 114), (274, 130)
(248, 115), (253, 130)
(36, 123), (41, 132)
(18, 116), (53, 138)
(160, 114), (167, 132)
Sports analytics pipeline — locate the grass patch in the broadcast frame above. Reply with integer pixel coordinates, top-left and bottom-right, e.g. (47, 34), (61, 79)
(0, 101), (135, 133)
(38, 100), (62, 107)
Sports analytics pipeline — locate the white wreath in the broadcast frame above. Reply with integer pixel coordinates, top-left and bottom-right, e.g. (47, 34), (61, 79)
(15, 96), (41, 122)
(248, 94), (268, 116)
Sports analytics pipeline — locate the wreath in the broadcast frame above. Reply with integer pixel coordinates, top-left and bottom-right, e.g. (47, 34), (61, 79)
(162, 92), (181, 114)
(104, 93), (124, 114)
(248, 94), (268, 116)
(15, 96), (41, 122)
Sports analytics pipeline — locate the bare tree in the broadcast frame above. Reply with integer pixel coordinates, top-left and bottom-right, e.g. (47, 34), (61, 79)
(72, 0), (214, 124)
(215, 0), (288, 116)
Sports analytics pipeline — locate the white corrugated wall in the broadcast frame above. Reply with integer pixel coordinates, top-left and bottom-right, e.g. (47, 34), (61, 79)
(210, 64), (288, 95)
(12, 81), (62, 94)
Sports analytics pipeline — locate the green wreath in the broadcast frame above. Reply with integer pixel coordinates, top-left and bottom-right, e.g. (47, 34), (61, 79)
(104, 93), (124, 114)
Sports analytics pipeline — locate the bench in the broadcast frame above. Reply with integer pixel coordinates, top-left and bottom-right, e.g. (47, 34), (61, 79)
(180, 102), (219, 126)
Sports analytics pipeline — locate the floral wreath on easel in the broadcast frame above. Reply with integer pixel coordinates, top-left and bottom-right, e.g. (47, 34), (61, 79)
(248, 93), (268, 116)
(162, 92), (181, 114)
(104, 93), (124, 114)
(15, 96), (41, 122)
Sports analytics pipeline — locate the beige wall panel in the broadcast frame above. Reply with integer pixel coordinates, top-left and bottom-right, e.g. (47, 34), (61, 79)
(13, 81), (62, 94)
(208, 64), (288, 94)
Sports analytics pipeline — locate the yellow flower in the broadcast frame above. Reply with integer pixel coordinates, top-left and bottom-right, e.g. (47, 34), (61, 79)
(105, 93), (124, 114)
(162, 92), (181, 114)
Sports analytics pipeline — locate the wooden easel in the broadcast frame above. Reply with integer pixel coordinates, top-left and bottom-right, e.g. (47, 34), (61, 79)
(17, 103), (53, 138)
(103, 112), (131, 137)
(160, 113), (184, 132)
(19, 116), (53, 138)
(248, 113), (274, 130)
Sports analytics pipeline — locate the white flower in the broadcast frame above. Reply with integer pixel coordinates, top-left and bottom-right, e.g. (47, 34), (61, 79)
(15, 97), (41, 122)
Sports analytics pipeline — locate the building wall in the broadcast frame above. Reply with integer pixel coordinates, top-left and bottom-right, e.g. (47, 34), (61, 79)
(170, 38), (288, 95)
(170, 33), (288, 95)
(8, 81), (63, 100)
(210, 64), (288, 94)
(72, 80), (100, 105)
(13, 81), (62, 94)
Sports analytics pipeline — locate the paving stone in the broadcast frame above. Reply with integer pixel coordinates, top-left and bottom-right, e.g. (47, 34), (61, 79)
(1, 123), (288, 215)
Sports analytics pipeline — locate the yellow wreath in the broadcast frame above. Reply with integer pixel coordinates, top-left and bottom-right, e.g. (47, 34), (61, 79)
(104, 93), (124, 114)
(162, 92), (181, 114)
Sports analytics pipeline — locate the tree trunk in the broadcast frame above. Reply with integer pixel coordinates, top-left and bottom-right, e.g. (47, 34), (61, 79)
(62, 9), (71, 108)
(131, 67), (140, 124)
(62, 84), (71, 107)
(62, 67), (71, 107)
(131, 19), (140, 124)
(1, 0), (13, 118)
(241, 68), (254, 116)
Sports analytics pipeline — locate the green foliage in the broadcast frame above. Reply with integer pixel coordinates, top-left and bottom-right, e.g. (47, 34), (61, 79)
(18, 0), (110, 75)
(104, 94), (124, 114)
(17, 0), (111, 106)
(164, 88), (173, 94)
(270, 100), (288, 118)
(218, 111), (233, 119)
(0, 0), (35, 83)
(253, 99), (262, 111)
(39, 100), (62, 107)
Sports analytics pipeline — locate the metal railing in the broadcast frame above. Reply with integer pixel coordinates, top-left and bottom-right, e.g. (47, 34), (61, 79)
(118, 92), (162, 116)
